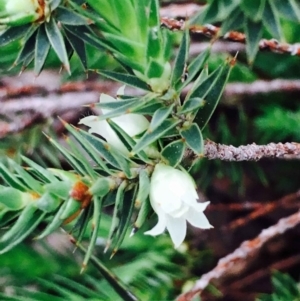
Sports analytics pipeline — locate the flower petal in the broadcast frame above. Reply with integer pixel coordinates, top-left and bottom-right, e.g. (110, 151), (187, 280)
(166, 216), (187, 248)
(144, 213), (167, 236)
(185, 209), (213, 229)
(190, 201), (210, 212)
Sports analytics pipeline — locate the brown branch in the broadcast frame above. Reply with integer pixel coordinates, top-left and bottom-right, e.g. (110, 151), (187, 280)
(203, 140), (300, 161)
(176, 209), (300, 301)
(161, 17), (300, 58)
(225, 191), (300, 230)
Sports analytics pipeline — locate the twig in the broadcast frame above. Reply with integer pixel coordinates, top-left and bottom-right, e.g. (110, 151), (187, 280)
(229, 253), (300, 291)
(226, 191), (300, 230)
(176, 210), (300, 301)
(161, 17), (300, 58)
(203, 140), (300, 161)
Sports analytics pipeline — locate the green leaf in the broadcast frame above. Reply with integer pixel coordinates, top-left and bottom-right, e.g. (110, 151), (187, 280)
(171, 30), (189, 87)
(161, 140), (186, 167)
(64, 27), (87, 70)
(273, 0), (300, 22)
(36, 192), (61, 213)
(0, 187), (29, 210)
(105, 181), (127, 252)
(34, 26), (50, 75)
(21, 156), (59, 183)
(0, 24), (31, 46)
(180, 123), (204, 155)
(241, 0), (266, 22)
(77, 129), (121, 170)
(135, 169), (150, 209)
(97, 70), (151, 91)
(0, 204), (36, 243)
(220, 8), (244, 34)
(111, 186), (137, 255)
(149, 105), (174, 132)
(244, 18), (263, 64)
(59, 197), (81, 220)
(180, 97), (205, 114)
(89, 178), (111, 197)
(45, 17), (70, 73)
(48, 136), (89, 176)
(82, 196), (103, 269)
(188, 64), (223, 102)
(130, 99), (164, 115)
(36, 201), (68, 239)
(13, 27), (37, 66)
(0, 208), (46, 254)
(55, 7), (89, 25)
(8, 159), (43, 193)
(193, 59), (233, 130)
(149, 0), (160, 27)
(263, 0), (282, 40)
(0, 162), (28, 191)
(107, 119), (151, 163)
(133, 196), (151, 232)
(63, 123), (113, 175)
(132, 119), (181, 154)
(45, 181), (71, 200)
(178, 47), (210, 90)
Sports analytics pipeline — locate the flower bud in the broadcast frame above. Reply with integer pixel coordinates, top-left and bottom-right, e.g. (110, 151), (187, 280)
(0, 0), (50, 26)
(145, 164), (212, 248)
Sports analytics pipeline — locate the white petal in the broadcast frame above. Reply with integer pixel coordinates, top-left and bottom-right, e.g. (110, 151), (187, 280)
(113, 114), (149, 137)
(166, 216), (187, 248)
(116, 85), (126, 97)
(190, 201), (210, 212)
(144, 214), (167, 236)
(79, 115), (98, 126)
(100, 93), (116, 104)
(185, 209), (213, 229)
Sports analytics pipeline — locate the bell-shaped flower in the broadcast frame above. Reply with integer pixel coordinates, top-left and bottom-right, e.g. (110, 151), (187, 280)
(145, 164), (212, 248)
(0, 0), (50, 26)
(79, 87), (149, 155)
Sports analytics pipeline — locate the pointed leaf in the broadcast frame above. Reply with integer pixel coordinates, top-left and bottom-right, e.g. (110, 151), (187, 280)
(178, 47), (210, 90)
(273, 0), (300, 22)
(21, 156), (59, 183)
(132, 119), (181, 154)
(36, 201), (67, 239)
(135, 169), (150, 209)
(180, 97), (205, 114)
(193, 59), (233, 130)
(97, 70), (150, 91)
(180, 123), (203, 155)
(64, 27), (87, 70)
(171, 30), (189, 86)
(244, 18), (263, 64)
(35, 26), (50, 75)
(161, 139), (186, 167)
(45, 17), (70, 73)
(0, 24), (31, 46)
(82, 196), (103, 268)
(263, 0), (282, 40)
(149, 104), (174, 132)
(105, 181), (127, 252)
(107, 119), (151, 163)
(55, 7), (89, 25)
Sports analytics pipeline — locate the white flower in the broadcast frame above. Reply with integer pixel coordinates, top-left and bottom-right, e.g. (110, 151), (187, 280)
(79, 87), (149, 155)
(145, 164), (212, 248)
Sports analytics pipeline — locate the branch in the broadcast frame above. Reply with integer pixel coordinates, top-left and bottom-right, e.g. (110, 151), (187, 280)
(161, 17), (300, 58)
(177, 208), (300, 301)
(203, 140), (300, 161)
